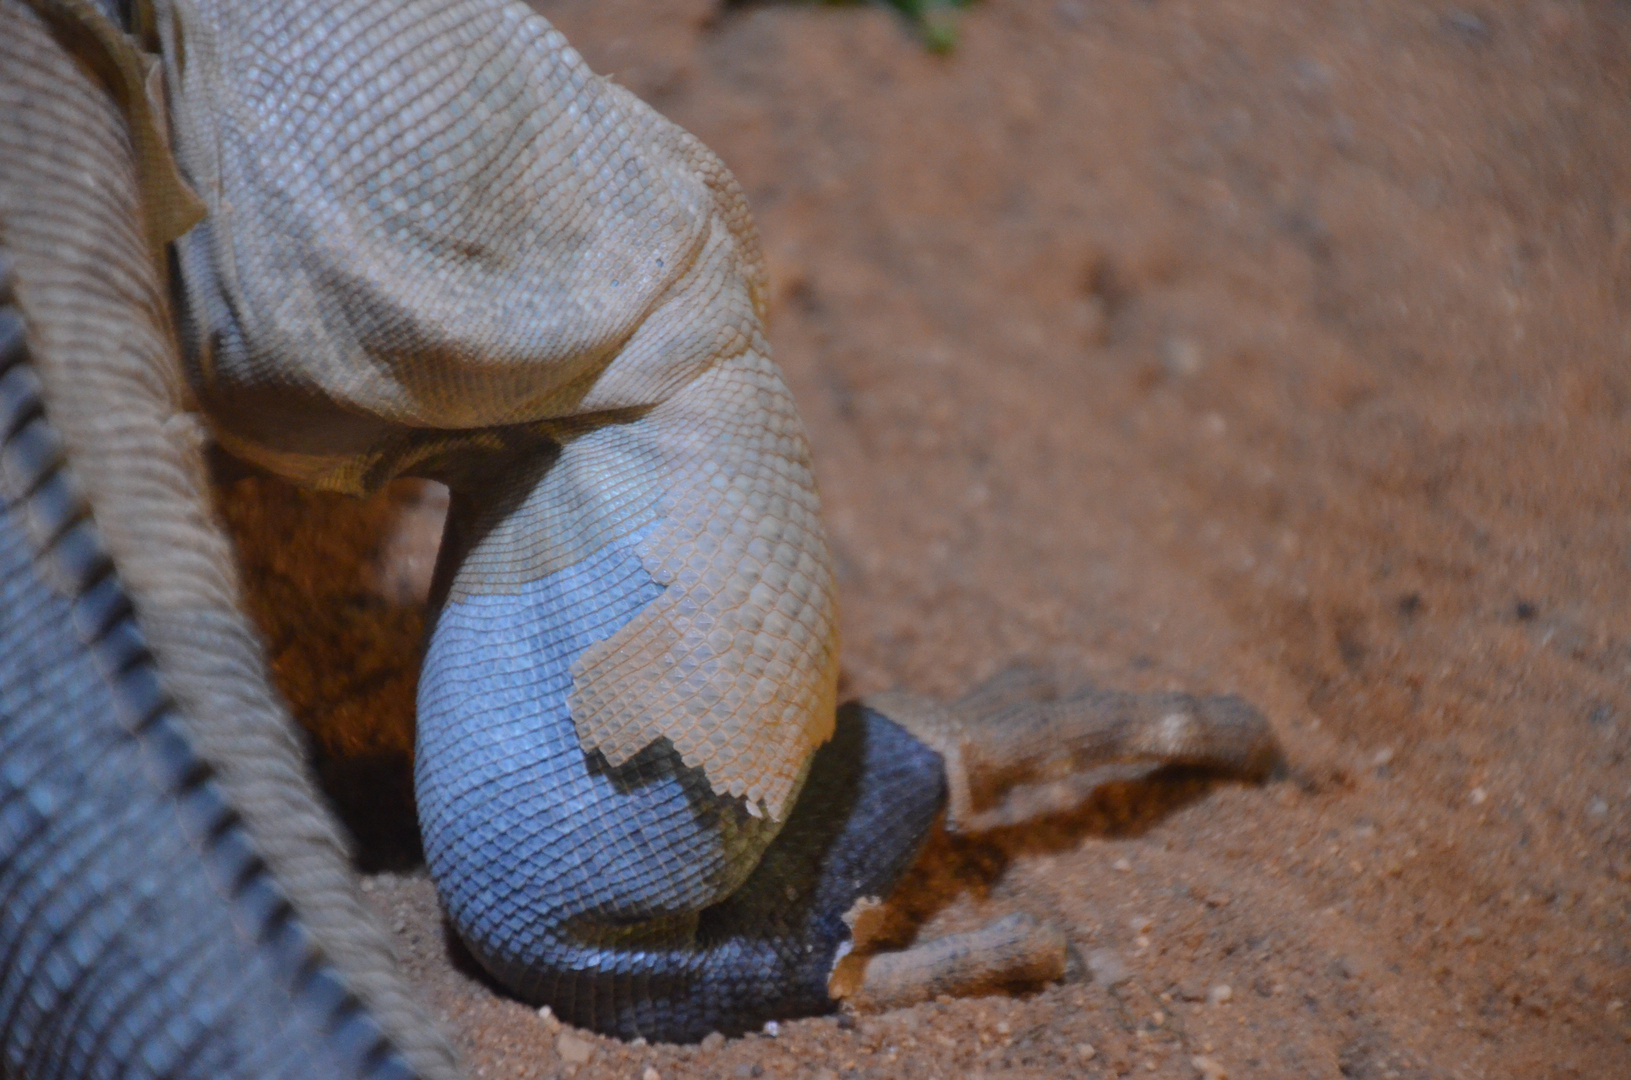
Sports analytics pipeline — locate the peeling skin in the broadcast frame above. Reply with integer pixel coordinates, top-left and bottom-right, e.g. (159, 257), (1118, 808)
(829, 913), (1068, 1013)
(864, 684), (1279, 832)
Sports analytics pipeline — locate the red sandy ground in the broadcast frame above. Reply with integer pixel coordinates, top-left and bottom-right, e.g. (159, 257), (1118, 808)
(219, 1), (1631, 1077)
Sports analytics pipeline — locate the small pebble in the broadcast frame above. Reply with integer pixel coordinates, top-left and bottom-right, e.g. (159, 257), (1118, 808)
(1538, 3), (1576, 38)
(1468, 786), (1488, 806)
(1588, 797), (1609, 818)
(1113, 857), (1133, 873)
(1461, 925), (1486, 945)
(1075, 1043), (1098, 1061)
(1192, 1054), (1228, 1080)
(1443, 10), (1491, 43)
(1087, 948), (1131, 987)
(1208, 983), (1233, 1005)
(1290, 56), (1333, 93)
(643, 1069), (661, 1080)
(763, 1020), (779, 1037)
(1372, 746), (1395, 767)
(733, 1064), (763, 1079)
(1162, 336), (1204, 377)
(701, 1032), (726, 1051)
(555, 1032), (593, 1067)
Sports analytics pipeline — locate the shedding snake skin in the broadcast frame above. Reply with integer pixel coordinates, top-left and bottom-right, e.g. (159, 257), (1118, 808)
(157, 0), (926, 1042)
(0, 0), (1280, 1073)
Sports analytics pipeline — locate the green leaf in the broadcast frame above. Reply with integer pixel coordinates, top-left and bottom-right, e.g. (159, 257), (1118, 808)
(817, 0), (976, 53)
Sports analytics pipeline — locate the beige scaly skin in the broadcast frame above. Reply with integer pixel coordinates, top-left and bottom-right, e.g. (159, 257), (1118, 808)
(0, 0), (1281, 1068)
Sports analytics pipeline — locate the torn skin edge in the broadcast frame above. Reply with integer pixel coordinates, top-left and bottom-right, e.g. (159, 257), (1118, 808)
(828, 905), (1070, 1013)
(827, 896), (889, 1003)
(858, 691), (978, 830)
